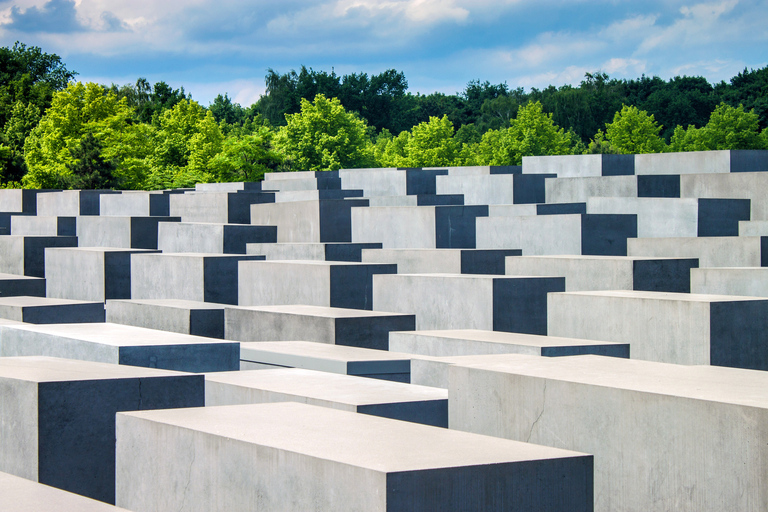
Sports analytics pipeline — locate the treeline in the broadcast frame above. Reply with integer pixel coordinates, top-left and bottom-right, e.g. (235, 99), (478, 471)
(1, 41), (767, 189)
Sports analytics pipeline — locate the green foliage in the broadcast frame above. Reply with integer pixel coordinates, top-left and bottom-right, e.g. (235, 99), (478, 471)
(398, 115), (460, 167)
(63, 133), (118, 189)
(670, 103), (767, 151)
(584, 130), (619, 154)
(604, 105), (667, 154)
(208, 126), (284, 182)
(108, 78), (189, 124)
(277, 94), (374, 172)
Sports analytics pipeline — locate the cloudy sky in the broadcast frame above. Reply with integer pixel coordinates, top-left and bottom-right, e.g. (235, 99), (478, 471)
(0, 0), (765, 106)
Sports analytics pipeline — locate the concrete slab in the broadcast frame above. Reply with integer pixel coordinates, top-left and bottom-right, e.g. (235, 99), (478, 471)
(246, 242), (382, 262)
(0, 356), (204, 503)
(361, 248), (522, 275)
(10, 215), (76, 236)
(131, 252), (264, 305)
(435, 174), (553, 204)
(681, 171), (768, 220)
(100, 191), (175, 217)
(636, 149), (768, 174)
(0, 322), (239, 372)
(0, 235), (78, 277)
(158, 222), (277, 254)
(36, 190), (120, 216)
(239, 340), (412, 381)
(545, 175), (637, 204)
(449, 354), (768, 512)
(77, 216), (181, 249)
(739, 220), (768, 235)
(116, 401), (593, 512)
(627, 235), (768, 267)
(0, 471), (132, 511)
(365, 194), (464, 206)
(338, 167), (449, 197)
(250, 198), (368, 243)
(238, 260), (398, 310)
(274, 189), (364, 202)
(169, 190), (274, 224)
(0, 296), (104, 323)
(0, 272), (46, 297)
(504, 255), (699, 292)
(690, 267), (768, 297)
(373, 273), (564, 334)
(205, 368), (448, 427)
(261, 175), (342, 192)
(225, 304), (414, 350)
(489, 203), (587, 216)
(195, 181), (263, 192)
(46, 247), (160, 301)
(548, 290), (768, 369)
(106, 298), (226, 338)
(0, 189), (54, 214)
(524, 153), (635, 177)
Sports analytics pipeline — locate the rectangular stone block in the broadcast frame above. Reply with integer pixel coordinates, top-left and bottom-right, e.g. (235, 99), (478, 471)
(261, 175), (342, 191)
(158, 222), (276, 254)
(389, 329), (629, 358)
(365, 193), (464, 206)
(487, 203), (587, 217)
(0, 296), (104, 323)
(238, 260), (398, 310)
(225, 304), (415, 350)
(250, 198), (367, 243)
(0, 471), (132, 511)
(106, 298), (226, 338)
(195, 181), (263, 192)
(46, 247), (159, 301)
(373, 274), (564, 334)
(545, 175), (637, 203)
(100, 191), (176, 216)
(681, 171), (768, 220)
(424, 165), (521, 175)
(739, 220), (768, 235)
(246, 242), (382, 262)
(131, 253), (263, 305)
(352, 205), (488, 249)
(476, 214), (637, 256)
(36, 190), (120, 216)
(338, 167), (448, 196)
(0, 356), (204, 503)
(449, 355), (768, 512)
(690, 267), (768, 297)
(116, 401), (593, 512)
(10, 215), (76, 236)
(0, 272), (46, 297)
(505, 255), (699, 292)
(205, 368), (448, 427)
(0, 235), (78, 277)
(524, 153), (635, 177)
(548, 290), (768, 369)
(0, 189), (53, 214)
(636, 149), (768, 174)
(435, 174), (554, 204)
(239, 340), (412, 381)
(274, 189), (364, 202)
(0, 322), (239, 372)
(169, 190), (275, 224)
(361, 248), (521, 275)
(76, 216), (181, 249)
(627, 236), (768, 267)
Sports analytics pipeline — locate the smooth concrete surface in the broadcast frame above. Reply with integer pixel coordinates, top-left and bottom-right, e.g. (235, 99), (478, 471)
(238, 260), (397, 310)
(690, 267), (768, 297)
(435, 174), (551, 204)
(0, 235), (78, 277)
(250, 199), (368, 243)
(106, 298), (226, 338)
(410, 352), (525, 389)
(739, 220), (768, 235)
(116, 401), (593, 512)
(338, 167), (449, 197)
(0, 471), (132, 511)
(225, 304), (415, 350)
(548, 290), (768, 369)
(545, 175), (638, 204)
(246, 242), (382, 262)
(373, 273), (564, 333)
(36, 190), (120, 216)
(627, 236), (768, 267)
(0, 189), (52, 214)
(0, 356), (204, 504)
(449, 354), (768, 512)
(524, 154), (634, 177)
(131, 252), (264, 305)
(0, 296), (104, 324)
(205, 368), (449, 427)
(10, 215), (76, 236)
(45, 247), (160, 301)
(389, 329), (629, 358)
(195, 181), (263, 192)
(361, 248), (521, 275)
(0, 272), (46, 297)
(0, 322), (239, 372)
(239, 341), (412, 382)
(681, 171), (768, 220)
(169, 190), (274, 224)
(157, 222), (277, 254)
(76, 216), (181, 249)
(100, 191), (173, 217)
(504, 255), (698, 292)
(273, 189), (364, 202)
(636, 149), (768, 175)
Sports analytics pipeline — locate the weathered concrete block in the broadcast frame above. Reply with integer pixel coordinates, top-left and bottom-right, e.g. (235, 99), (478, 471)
(46, 247), (159, 301)
(225, 304), (415, 350)
(449, 354), (768, 512)
(246, 242), (382, 262)
(0, 235), (78, 277)
(76, 216), (181, 249)
(0, 356), (204, 503)
(352, 205), (489, 249)
(238, 260), (397, 310)
(548, 290), (768, 369)
(158, 222), (276, 254)
(250, 198), (367, 243)
(131, 253), (263, 305)
(545, 175), (637, 203)
(100, 191), (177, 216)
(0, 322), (239, 372)
(338, 167), (449, 196)
(361, 248), (521, 275)
(0, 296), (104, 323)
(106, 298), (226, 338)
(681, 171), (768, 220)
(690, 267), (768, 297)
(239, 341), (413, 382)
(435, 174), (554, 204)
(261, 175), (342, 191)
(739, 220), (768, 235)
(195, 181), (263, 192)
(36, 190), (120, 216)
(489, 203), (588, 216)
(373, 274), (564, 333)
(0, 470), (132, 511)
(505, 255), (699, 292)
(274, 189), (364, 202)
(636, 149), (768, 174)
(524, 153), (635, 177)
(424, 165), (521, 175)
(116, 401), (593, 512)
(0, 189), (55, 214)
(627, 236), (768, 267)
(389, 329), (629, 358)
(169, 191), (274, 224)
(0, 272), (46, 297)
(10, 215), (76, 236)
(365, 193), (464, 206)
(476, 214), (637, 256)
(205, 368), (448, 427)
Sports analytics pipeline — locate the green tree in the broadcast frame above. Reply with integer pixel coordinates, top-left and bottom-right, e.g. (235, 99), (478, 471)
(277, 94), (374, 172)
(208, 126), (284, 182)
(63, 133), (118, 189)
(401, 115), (460, 167)
(604, 104), (667, 154)
(670, 103), (767, 151)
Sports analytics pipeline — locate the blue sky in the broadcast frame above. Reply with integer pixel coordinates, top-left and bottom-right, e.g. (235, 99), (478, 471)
(0, 0), (765, 107)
